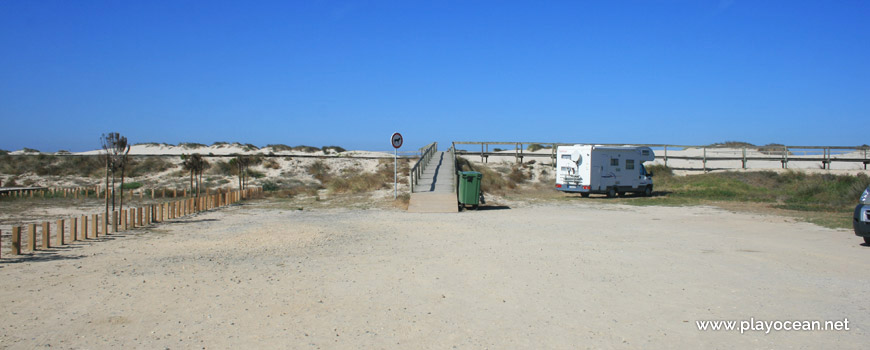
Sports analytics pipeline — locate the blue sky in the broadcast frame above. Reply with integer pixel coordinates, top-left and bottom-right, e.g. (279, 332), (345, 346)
(1, 0), (867, 152)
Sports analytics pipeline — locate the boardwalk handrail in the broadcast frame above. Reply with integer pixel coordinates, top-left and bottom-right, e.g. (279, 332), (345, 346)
(449, 143), (457, 194)
(409, 142), (438, 193)
(452, 141), (870, 171)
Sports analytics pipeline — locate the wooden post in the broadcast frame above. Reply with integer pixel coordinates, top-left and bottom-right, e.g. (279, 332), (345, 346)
(162, 188), (166, 198)
(742, 147), (747, 169)
(138, 207), (143, 226)
(120, 212), (126, 231)
(703, 147), (707, 173)
(825, 147), (829, 170)
(72, 217), (78, 241)
(113, 211), (119, 233)
(664, 146), (668, 167)
(12, 226), (22, 255)
(56, 219), (65, 246)
(27, 224), (37, 251)
(102, 212), (108, 235)
(92, 214), (98, 238)
(82, 215), (88, 239)
(783, 146), (789, 169)
(174, 188), (177, 198)
(42, 222), (50, 249)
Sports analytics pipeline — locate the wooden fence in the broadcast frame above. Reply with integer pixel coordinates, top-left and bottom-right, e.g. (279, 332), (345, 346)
(0, 187), (262, 259)
(452, 142), (870, 171)
(0, 185), (236, 200)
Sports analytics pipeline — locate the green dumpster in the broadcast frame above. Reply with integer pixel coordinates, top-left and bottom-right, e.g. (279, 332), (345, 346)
(457, 171), (482, 209)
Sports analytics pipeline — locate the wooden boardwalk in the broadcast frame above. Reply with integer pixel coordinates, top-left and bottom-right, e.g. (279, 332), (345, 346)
(408, 151), (457, 213)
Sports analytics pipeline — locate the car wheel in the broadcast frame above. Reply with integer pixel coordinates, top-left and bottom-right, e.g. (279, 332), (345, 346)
(864, 237), (870, 245)
(643, 186), (653, 197)
(581, 193), (590, 198)
(606, 187), (616, 198)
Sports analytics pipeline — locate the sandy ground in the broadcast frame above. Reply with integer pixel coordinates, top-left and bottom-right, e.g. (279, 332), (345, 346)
(0, 200), (867, 349)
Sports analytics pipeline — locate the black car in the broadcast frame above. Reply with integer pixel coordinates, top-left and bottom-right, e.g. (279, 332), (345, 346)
(854, 186), (870, 244)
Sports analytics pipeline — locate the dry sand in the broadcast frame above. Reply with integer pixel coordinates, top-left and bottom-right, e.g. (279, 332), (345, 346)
(0, 200), (867, 349)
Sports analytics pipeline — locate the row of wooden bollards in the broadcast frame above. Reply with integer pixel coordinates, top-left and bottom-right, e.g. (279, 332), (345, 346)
(1, 187), (263, 258)
(1, 186), (211, 200)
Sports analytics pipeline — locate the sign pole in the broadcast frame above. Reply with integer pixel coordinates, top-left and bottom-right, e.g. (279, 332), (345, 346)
(390, 132), (403, 200)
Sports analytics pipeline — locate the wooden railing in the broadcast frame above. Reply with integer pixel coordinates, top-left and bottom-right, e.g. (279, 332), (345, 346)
(409, 142), (438, 193)
(452, 142), (870, 171)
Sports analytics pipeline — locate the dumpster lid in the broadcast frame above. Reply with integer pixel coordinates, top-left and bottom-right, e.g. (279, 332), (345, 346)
(459, 171), (482, 176)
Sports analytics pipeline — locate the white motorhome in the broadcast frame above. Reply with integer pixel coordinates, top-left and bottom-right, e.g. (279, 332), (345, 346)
(555, 145), (655, 197)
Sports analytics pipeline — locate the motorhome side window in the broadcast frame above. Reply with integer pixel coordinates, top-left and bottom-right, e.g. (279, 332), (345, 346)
(610, 159), (619, 166)
(561, 154), (571, 159)
(626, 159), (635, 170)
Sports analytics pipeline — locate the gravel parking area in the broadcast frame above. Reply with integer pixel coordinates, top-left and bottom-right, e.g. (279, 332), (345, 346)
(0, 200), (867, 349)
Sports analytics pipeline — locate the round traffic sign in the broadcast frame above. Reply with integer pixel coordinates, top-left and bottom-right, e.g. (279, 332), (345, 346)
(391, 132), (403, 149)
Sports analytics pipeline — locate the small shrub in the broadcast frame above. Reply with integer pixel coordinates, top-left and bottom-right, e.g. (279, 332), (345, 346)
(267, 144), (292, 152)
(262, 181), (279, 191)
(209, 160), (236, 176)
(307, 160), (330, 183)
(645, 164), (672, 178)
(178, 142), (207, 149)
(128, 157), (176, 177)
(508, 166), (530, 184)
(322, 145), (346, 153)
(262, 159), (281, 169)
(708, 141), (756, 148)
(526, 144), (551, 152)
(22, 148), (40, 153)
(293, 145), (320, 153)
(121, 182), (143, 190)
(247, 170), (266, 179)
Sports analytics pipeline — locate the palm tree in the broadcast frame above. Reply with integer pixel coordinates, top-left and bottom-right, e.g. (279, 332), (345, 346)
(182, 154), (210, 210)
(181, 154), (196, 195)
(101, 132), (129, 223)
(196, 156), (210, 200)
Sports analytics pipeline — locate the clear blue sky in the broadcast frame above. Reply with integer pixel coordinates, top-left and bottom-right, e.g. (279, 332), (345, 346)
(1, 0), (867, 152)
